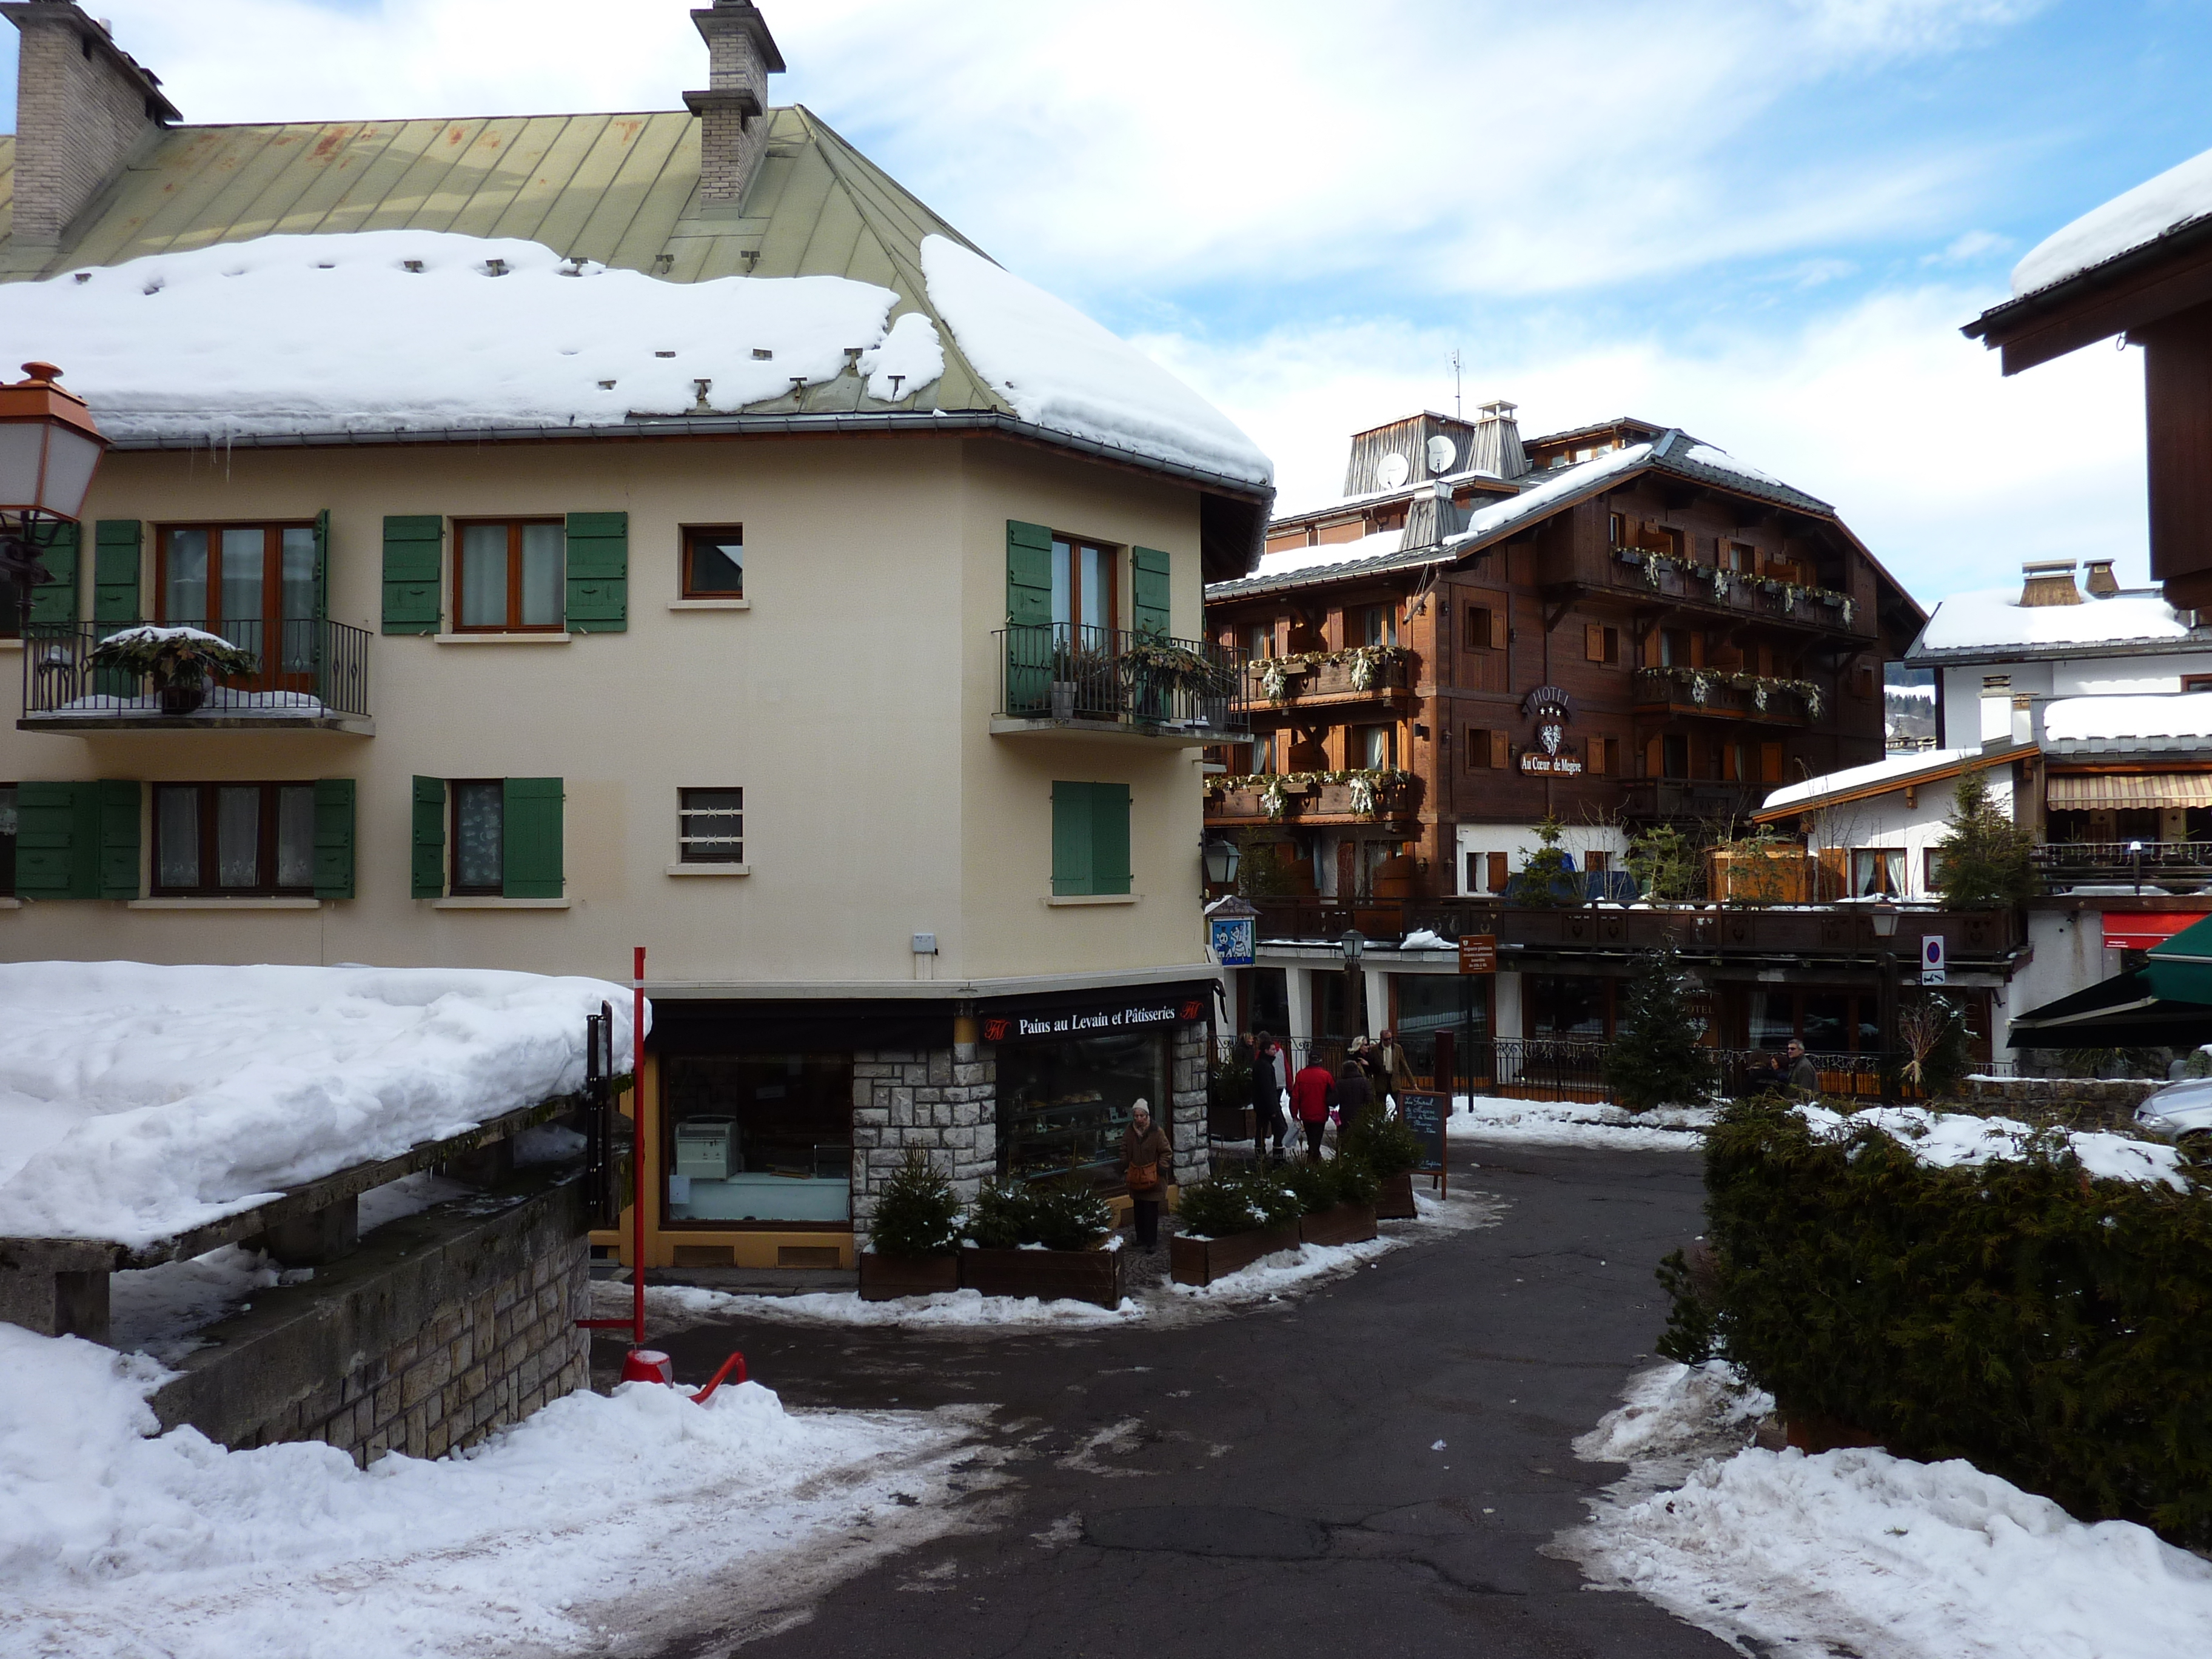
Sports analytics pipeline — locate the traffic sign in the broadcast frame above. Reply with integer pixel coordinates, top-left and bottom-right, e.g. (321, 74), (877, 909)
(1920, 934), (1946, 985)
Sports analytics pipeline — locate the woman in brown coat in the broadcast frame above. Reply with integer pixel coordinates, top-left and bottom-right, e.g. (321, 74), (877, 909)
(1121, 1098), (1172, 1251)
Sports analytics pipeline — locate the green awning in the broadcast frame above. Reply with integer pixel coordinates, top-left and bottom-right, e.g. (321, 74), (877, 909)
(2148, 913), (2212, 1004)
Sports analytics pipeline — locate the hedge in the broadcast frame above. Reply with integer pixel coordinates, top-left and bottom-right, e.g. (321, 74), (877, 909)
(1665, 1098), (2212, 1547)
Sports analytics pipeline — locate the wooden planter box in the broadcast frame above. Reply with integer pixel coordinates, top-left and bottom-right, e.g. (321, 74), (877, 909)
(858, 1252), (960, 1302)
(1373, 1172), (1417, 1220)
(958, 1245), (1124, 1310)
(1168, 1221), (1301, 1287)
(1298, 1202), (1378, 1248)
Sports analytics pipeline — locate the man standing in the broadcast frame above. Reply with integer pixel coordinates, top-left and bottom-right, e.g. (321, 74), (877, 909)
(1786, 1038), (1820, 1098)
(1371, 1029), (1408, 1111)
(1289, 1053), (1338, 1164)
(1250, 1030), (1285, 1164)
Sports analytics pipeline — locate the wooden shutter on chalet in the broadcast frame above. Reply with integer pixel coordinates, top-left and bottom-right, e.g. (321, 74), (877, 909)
(1131, 546), (1171, 637)
(502, 777), (565, 898)
(1489, 730), (1509, 769)
(1007, 521), (1053, 625)
(565, 512), (628, 632)
(383, 517), (443, 634)
(93, 521), (141, 625)
(1490, 608), (1508, 649)
(1589, 737), (1607, 776)
(1761, 742), (1785, 785)
(1485, 851), (1509, 894)
(27, 521), (78, 625)
(313, 779), (355, 900)
(1584, 623), (1605, 662)
(411, 776), (446, 897)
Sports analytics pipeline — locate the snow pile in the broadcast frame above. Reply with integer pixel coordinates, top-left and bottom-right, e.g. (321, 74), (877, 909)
(1, 1324), (976, 1659)
(859, 309), (944, 402)
(96, 623), (244, 650)
(1761, 747), (1982, 811)
(1912, 586), (2189, 654)
(2045, 690), (2212, 743)
(1797, 1103), (2185, 1189)
(0, 231), (914, 440)
(921, 235), (1271, 488)
(649, 1283), (1143, 1330)
(1568, 1362), (2212, 1659)
(1449, 1096), (1711, 1151)
(0, 962), (640, 1247)
(2013, 141), (2212, 297)
(1399, 928), (1452, 950)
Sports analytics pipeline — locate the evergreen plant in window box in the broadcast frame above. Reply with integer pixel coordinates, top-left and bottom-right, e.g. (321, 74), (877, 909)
(87, 625), (259, 715)
(1168, 1170), (1304, 1285)
(858, 1150), (964, 1301)
(957, 1175), (1124, 1309)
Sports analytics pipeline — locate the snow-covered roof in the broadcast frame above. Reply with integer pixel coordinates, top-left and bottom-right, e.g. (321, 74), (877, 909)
(1248, 528), (1408, 583)
(2044, 691), (2212, 745)
(1758, 748), (1987, 814)
(1908, 587), (2194, 660)
(0, 962), (638, 1248)
(0, 227), (1269, 490)
(2011, 142), (2212, 299)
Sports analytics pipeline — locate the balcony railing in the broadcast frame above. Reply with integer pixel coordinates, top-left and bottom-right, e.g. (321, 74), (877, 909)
(996, 624), (1248, 739)
(1607, 546), (1859, 631)
(1618, 778), (1760, 822)
(1244, 646), (1412, 706)
(1634, 666), (1822, 725)
(2033, 841), (2212, 890)
(1205, 769), (1422, 823)
(20, 618), (372, 728)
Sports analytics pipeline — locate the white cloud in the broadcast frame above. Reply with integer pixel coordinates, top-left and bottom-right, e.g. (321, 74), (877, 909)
(1139, 282), (2147, 608)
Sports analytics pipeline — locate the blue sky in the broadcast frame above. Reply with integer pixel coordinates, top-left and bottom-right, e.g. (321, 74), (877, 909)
(7, 1), (2210, 608)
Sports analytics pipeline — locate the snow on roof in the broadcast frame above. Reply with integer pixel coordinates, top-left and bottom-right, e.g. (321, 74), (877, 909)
(2044, 691), (2212, 743)
(1442, 443), (1652, 551)
(0, 962), (638, 1247)
(1760, 748), (1984, 813)
(1679, 442), (1783, 489)
(2012, 142), (2212, 298)
(1248, 527), (1407, 583)
(919, 236), (1271, 488)
(1909, 587), (2191, 656)
(0, 228), (1271, 490)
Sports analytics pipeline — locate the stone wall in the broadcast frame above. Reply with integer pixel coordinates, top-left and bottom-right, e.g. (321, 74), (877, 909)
(851, 1043), (997, 1249)
(150, 1171), (588, 1467)
(1965, 1074), (2163, 1130)
(1171, 1018), (1214, 1185)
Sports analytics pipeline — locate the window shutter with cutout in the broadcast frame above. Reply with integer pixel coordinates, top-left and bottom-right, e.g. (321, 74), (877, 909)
(1131, 546), (1171, 637)
(502, 777), (565, 898)
(314, 779), (355, 899)
(27, 521), (78, 625)
(565, 512), (627, 632)
(411, 776), (446, 897)
(384, 517), (443, 634)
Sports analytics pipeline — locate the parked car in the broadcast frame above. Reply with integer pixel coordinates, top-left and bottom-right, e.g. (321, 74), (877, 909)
(2132, 1077), (2212, 1145)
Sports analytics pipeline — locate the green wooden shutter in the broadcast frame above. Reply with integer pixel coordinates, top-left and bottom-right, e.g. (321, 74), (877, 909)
(313, 778), (355, 899)
(96, 780), (139, 899)
(313, 510), (331, 621)
(1007, 520), (1053, 625)
(502, 777), (564, 897)
(383, 516), (443, 635)
(1131, 546), (1171, 638)
(92, 521), (141, 625)
(1051, 781), (1094, 896)
(1090, 782), (1131, 894)
(14, 782), (84, 899)
(26, 521), (79, 626)
(411, 776), (446, 897)
(565, 512), (627, 633)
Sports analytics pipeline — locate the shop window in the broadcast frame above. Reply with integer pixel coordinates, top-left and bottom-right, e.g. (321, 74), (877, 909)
(1392, 974), (1489, 1087)
(682, 525), (743, 598)
(152, 782), (316, 897)
(1851, 848), (1905, 897)
(678, 787), (744, 863)
(1050, 781), (1132, 896)
(999, 1031), (1168, 1185)
(1801, 993), (1850, 1053)
(0, 783), (16, 896)
(663, 1052), (853, 1225)
(455, 519), (565, 632)
(2185, 674), (2212, 693)
(1527, 975), (1610, 1039)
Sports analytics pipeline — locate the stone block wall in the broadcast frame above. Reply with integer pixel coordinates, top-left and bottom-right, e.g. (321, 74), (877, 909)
(851, 1043), (997, 1249)
(150, 1172), (588, 1468)
(1171, 1019), (1214, 1185)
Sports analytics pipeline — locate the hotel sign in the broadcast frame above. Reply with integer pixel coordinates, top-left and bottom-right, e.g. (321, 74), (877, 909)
(1520, 683), (1578, 774)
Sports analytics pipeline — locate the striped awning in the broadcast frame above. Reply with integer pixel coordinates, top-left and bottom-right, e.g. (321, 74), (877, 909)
(2046, 772), (2212, 809)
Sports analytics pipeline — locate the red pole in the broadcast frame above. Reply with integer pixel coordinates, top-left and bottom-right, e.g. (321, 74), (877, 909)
(632, 944), (647, 1350)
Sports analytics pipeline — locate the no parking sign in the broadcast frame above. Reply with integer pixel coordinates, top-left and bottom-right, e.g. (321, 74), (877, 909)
(1920, 935), (1946, 986)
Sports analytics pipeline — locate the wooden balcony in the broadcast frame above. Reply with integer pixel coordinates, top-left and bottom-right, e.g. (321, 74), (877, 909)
(1618, 779), (1760, 823)
(1205, 769), (1422, 825)
(1600, 547), (1862, 634)
(1634, 666), (1820, 726)
(1244, 647), (1413, 709)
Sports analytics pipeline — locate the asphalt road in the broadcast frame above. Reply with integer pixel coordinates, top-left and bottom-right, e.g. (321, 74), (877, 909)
(607, 1144), (1736, 1659)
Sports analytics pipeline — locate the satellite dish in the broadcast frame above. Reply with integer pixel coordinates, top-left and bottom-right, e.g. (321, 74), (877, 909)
(1426, 435), (1457, 475)
(1377, 452), (1410, 489)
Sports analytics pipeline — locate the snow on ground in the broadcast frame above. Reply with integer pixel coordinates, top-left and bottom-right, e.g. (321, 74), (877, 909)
(0, 962), (638, 1247)
(920, 234), (1271, 488)
(2, 1324), (987, 1659)
(1564, 1361), (2212, 1659)
(2013, 141), (2212, 297)
(1912, 586), (2190, 654)
(1449, 1095), (1712, 1151)
(1798, 1103), (2185, 1189)
(2045, 690), (2212, 743)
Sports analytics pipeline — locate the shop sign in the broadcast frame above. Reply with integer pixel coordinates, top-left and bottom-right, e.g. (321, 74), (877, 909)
(1399, 1091), (1449, 1177)
(1210, 915), (1256, 967)
(981, 991), (1207, 1044)
(1519, 684), (1578, 774)
(1458, 934), (1497, 975)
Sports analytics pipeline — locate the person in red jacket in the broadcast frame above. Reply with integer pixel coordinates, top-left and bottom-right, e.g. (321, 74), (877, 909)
(1288, 1056), (1338, 1164)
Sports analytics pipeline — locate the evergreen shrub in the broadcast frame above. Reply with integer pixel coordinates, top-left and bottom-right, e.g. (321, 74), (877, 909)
(1332, 1155), (1381, 1206)
(965, 1177), (1032, 1250)
(870, 1149), (963, 1258)
(1668, 1097), (2212, 1546)
(1281, 1159), (1342, 1214)
(1342, 1114), (1422, 1177)
(1175, 1171), (1304, 1239)
(1604, 945), (1720, 1111)
(964, 1174), (1113, 1250)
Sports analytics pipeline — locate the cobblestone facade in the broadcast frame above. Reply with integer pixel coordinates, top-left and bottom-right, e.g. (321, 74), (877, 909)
(1171, 1019), (1215, 1185)
(851, 1043), (998, 1249)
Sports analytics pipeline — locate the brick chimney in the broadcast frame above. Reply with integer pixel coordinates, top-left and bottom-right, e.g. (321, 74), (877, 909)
(2, 2), (178, 246)
(2019, 558), (2083, 608)
(684, 1), (785, 209)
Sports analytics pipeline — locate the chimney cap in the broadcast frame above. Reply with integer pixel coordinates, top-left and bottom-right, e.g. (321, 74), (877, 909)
(691, 1), (786, 73)
(0, 1), (181, 122)
(1475, 398), (1518, 420)
(2020, 558), (2084, 608)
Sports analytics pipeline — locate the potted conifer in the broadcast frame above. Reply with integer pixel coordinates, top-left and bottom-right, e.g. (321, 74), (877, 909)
(857, 1150), (964, 1300)
(957, 1175), (1124, 1308)
(1167, 1170), (1304, 1285)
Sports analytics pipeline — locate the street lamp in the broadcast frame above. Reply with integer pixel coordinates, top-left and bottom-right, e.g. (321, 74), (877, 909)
(0, 363), (109, 626)
(1203, 836), (1242, 889)
(1869, 900), (1899, 1104)
(2130, 839), (2145, 896)
(1339, 928), (1367, 1047)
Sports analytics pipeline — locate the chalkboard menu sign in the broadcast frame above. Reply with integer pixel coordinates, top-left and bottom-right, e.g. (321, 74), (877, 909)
(1398, 1091), (1448, 1181)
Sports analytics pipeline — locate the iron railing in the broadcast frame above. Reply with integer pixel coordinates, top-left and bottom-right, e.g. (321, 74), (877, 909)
(2033, 840), (2212, 889)
(21, 618), (371, 720)
(996, 623), (1248, 736)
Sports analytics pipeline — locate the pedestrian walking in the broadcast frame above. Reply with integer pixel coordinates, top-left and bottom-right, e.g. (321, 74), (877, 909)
(1334, 1058), (1373, 1145)
(1786, 1038), (1820, 1098)
(1289, 1054), (1338, 1164)
(1250, 1031), (1285, 1164)
(1121, 1099), (1171, 1251)
(1371, 1029), (1408, 1110)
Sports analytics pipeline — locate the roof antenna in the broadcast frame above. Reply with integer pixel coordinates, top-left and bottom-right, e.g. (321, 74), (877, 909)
(1450, 349), (1462, 420)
